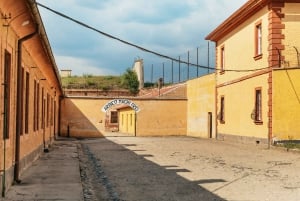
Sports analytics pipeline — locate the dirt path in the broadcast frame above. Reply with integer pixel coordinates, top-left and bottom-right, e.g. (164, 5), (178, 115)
(79, 136), (300, 201)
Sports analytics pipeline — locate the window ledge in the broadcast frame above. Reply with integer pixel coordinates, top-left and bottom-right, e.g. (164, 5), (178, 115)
(219, 70), (225, 75)
(254, 120), (263, 125)
(254, 54), (263, 61)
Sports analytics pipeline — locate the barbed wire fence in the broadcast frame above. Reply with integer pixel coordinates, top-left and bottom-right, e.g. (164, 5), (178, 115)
(143, 41), (215, 85)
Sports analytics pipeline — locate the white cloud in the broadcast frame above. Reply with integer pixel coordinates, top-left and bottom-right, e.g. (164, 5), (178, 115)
(56, 55), (116, 76)
(39, 0), (248, 77)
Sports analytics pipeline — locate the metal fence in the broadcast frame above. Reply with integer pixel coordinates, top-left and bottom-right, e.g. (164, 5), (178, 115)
(143, 42), (215, 84)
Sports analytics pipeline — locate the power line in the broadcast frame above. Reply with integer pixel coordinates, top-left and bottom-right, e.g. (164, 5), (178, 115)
(36, 1), (272, 73)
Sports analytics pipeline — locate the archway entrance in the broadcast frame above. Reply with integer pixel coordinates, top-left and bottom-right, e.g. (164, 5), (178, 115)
(101, 99), (140, 136)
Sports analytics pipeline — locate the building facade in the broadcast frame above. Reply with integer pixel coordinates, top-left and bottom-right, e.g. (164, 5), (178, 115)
(0, 0), (62, 195)
(60, 97), (187, 137)
(60, 69), (72, 77)
(187, 73), (216, 138)
(206, 0), (300, 144)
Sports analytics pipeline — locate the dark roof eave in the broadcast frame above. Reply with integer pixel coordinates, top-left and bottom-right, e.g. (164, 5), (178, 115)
(27, 0), (63, 94)
(205, 0), (269, 42)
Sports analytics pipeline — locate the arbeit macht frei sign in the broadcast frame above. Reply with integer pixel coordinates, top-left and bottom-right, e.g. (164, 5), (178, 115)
(101, 99), (140, 113)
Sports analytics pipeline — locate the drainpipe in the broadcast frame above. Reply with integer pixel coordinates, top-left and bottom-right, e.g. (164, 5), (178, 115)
(58, 95), (63, 137)
(2, 65), (8, 196)
(14, 27), (38, 183)
(134, 111), (137, 137)
(2, 114), (7, 197)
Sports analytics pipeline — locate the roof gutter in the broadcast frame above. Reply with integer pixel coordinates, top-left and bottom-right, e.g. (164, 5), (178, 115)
(27, 0), (63, 94)
(205, 0), (268, 41)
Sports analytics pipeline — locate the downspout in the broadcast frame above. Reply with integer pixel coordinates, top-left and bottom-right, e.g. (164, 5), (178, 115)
(14, 27), (38, 183)
(58, 95), (63, 137)
(134, 111), (137, 137)
(2, 55), (8, 196)
(2, 91), (7, 196)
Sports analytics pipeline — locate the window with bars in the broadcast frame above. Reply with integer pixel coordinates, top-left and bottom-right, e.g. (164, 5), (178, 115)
(220, 96), (225, 124)
(254, 21), (262, 59)
(254, 88), (263, 124)
(3, 50), (11, 139)
(25, 71), (30, 134)
(220, 45), (225, 73)
(110, 111), (118, 123)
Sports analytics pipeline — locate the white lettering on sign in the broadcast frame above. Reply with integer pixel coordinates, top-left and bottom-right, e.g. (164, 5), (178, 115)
(101, 99), (140, 113)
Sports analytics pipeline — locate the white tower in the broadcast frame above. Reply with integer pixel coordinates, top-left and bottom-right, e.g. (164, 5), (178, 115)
(132, 59), (144, 89)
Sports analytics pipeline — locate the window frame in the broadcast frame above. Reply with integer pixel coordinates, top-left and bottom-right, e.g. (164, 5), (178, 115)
(33, 79), (37, 131)
(3, 50), (12, 139)
(25, 71), (30, 134)
(220, 45), (225, 74)
(219, 96), (225, 124)
(21, 67), (24, 135)
(254, 20), (263, 60)
(254, 87), (263, 124)
(110, 111), (118, 124)
(37, 82), (40, 130)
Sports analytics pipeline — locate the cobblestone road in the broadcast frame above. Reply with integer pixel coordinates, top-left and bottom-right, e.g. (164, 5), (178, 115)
(78, 136), (300, 201)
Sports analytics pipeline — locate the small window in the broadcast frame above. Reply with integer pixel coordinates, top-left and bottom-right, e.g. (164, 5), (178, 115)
(25, 72), (30, 134)
(110, 111), (118, 123)
(33, 80), (37, 131)
(37, 83), (40, 130)
(50, 97), (54, 126)
(254, 21), (262, 59)
(47, 93), (50, 127)
(21, 68), (24, 135)
(41, 87), (45, 129)
(254, 88), (263, 124)
(219, 96), (225, 123)
(220, 46), (225, 73)
(4, 50), (12, 139)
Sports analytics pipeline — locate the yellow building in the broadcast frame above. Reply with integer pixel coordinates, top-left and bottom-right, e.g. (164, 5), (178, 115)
(187, 73), (216, 138)
(206, 0), (300, 144)
(60, 97), (187, 137)
(0, 0), (62, 194)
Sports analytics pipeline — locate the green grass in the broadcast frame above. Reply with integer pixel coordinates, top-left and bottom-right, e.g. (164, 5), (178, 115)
(61, 75), (123, 90)
(283, 142), (300, 150)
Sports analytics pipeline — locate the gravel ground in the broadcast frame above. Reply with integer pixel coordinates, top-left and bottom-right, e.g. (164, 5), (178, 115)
(78, 136), (300, 201)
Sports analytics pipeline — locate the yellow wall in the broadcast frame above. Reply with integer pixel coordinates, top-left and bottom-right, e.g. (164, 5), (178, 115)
(217, 73), (269, 140)
(118, 107), (136, 135)
(61, 98), (187, 137)
(187, 74), (216, 138)
(282, 3), (300, 68)
(216, 7), (269, 83)
(273, 3), (300, 140)
(273, 69), (300, 140)
(135, 100), (187, 136)
(60, 98), (107, 137)
(213, 5), (271, 142)
(0, 1), (62, 193)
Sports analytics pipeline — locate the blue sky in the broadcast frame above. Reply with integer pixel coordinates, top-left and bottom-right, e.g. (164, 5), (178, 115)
(38, 0), (247, 80)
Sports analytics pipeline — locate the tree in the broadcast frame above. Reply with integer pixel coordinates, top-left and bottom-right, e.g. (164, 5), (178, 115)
(121, 68), (140, 95)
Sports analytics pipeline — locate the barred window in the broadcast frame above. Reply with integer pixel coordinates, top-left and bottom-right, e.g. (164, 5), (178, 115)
(255, 88), (263, 123)
(110, 111), (118, 123)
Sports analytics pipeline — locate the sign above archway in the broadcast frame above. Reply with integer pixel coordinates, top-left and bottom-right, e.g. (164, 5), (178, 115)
(101, 99), (140, 113)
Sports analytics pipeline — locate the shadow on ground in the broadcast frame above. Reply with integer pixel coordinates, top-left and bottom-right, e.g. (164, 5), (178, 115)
(79, 138), (226, 201)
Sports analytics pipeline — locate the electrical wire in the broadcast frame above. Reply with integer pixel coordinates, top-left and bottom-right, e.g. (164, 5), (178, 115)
(36, 1), (273, 73)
